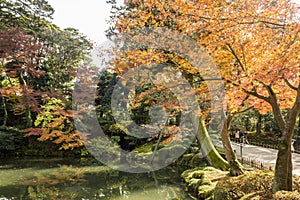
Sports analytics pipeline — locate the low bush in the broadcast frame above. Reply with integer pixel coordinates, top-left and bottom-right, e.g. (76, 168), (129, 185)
(274, 191), (300, 200)
(214, 170), (300, 200)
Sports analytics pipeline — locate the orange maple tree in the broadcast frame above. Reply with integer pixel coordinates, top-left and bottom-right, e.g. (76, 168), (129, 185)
(25, 98), (85, 150)
(109, 0), (300, 191)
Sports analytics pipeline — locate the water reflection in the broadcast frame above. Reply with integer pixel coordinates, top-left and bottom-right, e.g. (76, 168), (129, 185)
(0, 158), (191, 199)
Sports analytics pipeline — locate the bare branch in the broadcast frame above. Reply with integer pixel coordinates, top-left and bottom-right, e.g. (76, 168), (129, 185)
(226, 43), (245, 71)
(236, 20), (286, 28)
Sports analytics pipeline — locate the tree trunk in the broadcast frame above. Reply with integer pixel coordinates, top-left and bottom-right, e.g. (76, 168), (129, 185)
(256, 112), (262, 135)
(25, 105), (33, 128)
(221, 115), (244, 176)
(195, 118), (229, 171)
(19, 72), (33, 128)
(245, 116), (250, 131)
(1, 96), (8, 126)
(273, 131), (293, 191)
(184, 72), (229, 170)
(298, 114), (300, 138)
(272, 106), (298, 191)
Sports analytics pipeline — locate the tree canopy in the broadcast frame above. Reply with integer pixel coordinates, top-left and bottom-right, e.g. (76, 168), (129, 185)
(0, 0), (92, 151)
(107, 0), (300, 191)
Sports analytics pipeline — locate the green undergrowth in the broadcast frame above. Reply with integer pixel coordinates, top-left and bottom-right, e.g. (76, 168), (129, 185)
(182, 168), (300, 200)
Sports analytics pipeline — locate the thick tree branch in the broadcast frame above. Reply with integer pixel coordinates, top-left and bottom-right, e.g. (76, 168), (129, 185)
(263, 86), (286, 132)
(284, 78), (298, 91)
(242, 87), (270, 103)
(231, 105), (254, 116)
(254, 81), (286, 132)
(224, 78), (270, 102)
(290, 83), (300, 115)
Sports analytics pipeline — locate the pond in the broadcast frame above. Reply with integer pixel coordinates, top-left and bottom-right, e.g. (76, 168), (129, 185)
(0, 158), (192, 200)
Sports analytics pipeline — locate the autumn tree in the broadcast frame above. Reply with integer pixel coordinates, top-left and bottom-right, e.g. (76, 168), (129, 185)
(0, 0), (92, 151)
(105, 0), (231, 171)
(108, 0), (300, 191)
(26, 98), (84, 150)
(173, 0), (299, 191)
(0, 28), (46, 127)
(197, 1), (300, 191)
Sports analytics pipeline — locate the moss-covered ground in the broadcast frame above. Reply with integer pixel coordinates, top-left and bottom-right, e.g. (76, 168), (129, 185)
(182, 168), (300, 200)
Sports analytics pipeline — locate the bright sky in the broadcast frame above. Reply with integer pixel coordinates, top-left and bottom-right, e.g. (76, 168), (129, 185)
(48, 0), (122, 45)
(48, 0), (299, 45)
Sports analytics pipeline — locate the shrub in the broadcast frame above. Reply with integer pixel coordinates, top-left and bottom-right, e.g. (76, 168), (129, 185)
(214, 170), (300, 200)
(214, 170), (273, 200)
(273, 191), (300, 200)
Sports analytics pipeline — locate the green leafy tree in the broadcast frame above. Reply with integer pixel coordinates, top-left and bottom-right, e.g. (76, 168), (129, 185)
(0, 0), (92, 152)
(26, 98), (83, 150)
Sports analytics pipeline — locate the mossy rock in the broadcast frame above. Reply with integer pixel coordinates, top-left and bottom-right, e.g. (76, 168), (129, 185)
(198, 182), (217, 199)
(181, 167), (228, 199)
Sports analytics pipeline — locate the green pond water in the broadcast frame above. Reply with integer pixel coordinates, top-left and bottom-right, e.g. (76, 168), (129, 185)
(0, 158), (191, 200)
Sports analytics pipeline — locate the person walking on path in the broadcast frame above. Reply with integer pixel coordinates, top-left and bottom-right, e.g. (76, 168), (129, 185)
(243, 132), (249, 144)
(235, 131), (240, 143)
(292, 139), (296, 153)
(239, 131), (244, 143)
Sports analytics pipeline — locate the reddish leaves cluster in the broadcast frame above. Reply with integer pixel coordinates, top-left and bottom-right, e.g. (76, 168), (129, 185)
(0, 28), (47, 113)
(0, 28), (46, 78)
